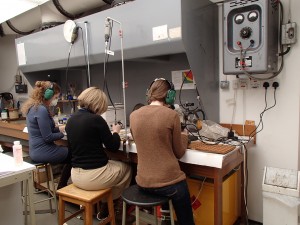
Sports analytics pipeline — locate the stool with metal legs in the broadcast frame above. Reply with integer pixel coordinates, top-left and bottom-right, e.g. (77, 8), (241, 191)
(23, 157), (57, 215)
(121, 185), (175, 225)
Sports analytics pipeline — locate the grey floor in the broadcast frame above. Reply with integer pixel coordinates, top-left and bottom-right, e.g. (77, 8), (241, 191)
(28, 192), (141, 225)
(29, 192), (261, 225)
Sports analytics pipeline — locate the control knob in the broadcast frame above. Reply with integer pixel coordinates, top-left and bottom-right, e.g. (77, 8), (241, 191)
(240, 27), (252, 39)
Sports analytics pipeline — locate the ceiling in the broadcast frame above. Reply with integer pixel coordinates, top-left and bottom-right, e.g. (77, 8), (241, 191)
(0, 0), (49, 24)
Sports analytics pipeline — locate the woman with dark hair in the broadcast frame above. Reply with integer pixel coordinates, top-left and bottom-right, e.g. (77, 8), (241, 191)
(132, 103), (144, 112)
(130, 78), (195, 225)
(21, 81), (71, 189)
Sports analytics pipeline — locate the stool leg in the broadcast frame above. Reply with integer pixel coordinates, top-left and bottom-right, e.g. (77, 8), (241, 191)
(122, 201), (126, 225)
(47, 164), (58, 214)
(85, 203), (93, 225)
(58, 197), (65, 225)
(153, 206), (158, 225)
(135, 206), (140, 225)
(169, 200), (175, 225)
(27, 173), (36, 225)
(44, 164), (53, 212)
(107, 191), (116, 225)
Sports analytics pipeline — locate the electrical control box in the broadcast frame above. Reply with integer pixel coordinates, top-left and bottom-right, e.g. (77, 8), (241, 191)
(15, 84), (28, 93)
(101, 104), (125, 129)
(223, 0), (279, 75)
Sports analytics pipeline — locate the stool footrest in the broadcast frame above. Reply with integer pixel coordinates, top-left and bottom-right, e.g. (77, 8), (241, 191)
(64, 208), (84, 222)
(35, 209), (56, 214)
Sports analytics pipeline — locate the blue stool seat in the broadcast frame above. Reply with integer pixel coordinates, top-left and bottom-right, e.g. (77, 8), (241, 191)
(121, 185), (175, 225)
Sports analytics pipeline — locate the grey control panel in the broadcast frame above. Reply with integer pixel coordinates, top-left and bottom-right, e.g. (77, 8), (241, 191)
(223, 0), (279, 75)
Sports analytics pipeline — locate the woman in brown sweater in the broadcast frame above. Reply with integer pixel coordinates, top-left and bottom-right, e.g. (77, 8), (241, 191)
(130, 78), (195, 225)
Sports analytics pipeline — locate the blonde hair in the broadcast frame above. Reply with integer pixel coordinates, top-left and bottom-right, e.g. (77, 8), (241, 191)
(21, 81), (61, 115)
(147, 79), (169, 104)
(78, 87), (108, 115)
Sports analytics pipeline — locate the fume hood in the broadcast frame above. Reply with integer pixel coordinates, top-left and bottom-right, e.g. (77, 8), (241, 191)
(15, 0), (218, 73)
(15, 0), (220, 122)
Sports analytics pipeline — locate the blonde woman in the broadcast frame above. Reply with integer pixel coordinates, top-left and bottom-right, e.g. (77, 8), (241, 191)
(21, 81), (71, 189)
(66, 87), (132, 219)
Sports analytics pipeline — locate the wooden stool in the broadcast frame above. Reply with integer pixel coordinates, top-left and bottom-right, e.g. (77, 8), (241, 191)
(121, 185), (175, 225)
(56, 184), (116, 225)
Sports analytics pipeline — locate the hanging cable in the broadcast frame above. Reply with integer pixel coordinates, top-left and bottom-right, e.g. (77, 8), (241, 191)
(79, 27), (89, 86)
(230, 88), (238, 131)
(103, 19), (119, 125)
(52, 0), (83, 19)
(65, 43), (73, 95)
(6, 20), (35, 35)
(248, 84), (278, 142)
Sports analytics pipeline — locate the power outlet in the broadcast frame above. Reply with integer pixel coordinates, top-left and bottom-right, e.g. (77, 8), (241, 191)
(250, 78), (261, 88)
(232, 80), (239, 90)
(239, 79), (248, 89)
(282, 22), (297, 45)
(220, 81), (230, 89)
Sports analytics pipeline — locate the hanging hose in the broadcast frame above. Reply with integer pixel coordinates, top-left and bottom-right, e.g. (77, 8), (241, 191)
(6, 20), (35, 35)
(103, 0), (113, 5)
(0, 24), (4, 37)
(52, 0), (83, 19)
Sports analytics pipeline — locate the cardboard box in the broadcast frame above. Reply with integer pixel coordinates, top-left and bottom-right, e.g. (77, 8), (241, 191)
(33, 165), (51, 184)
(33, 164), (63, 183)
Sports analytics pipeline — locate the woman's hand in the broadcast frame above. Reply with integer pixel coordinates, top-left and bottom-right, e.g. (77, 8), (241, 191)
(58, 125), (66, 133)
(181, 129), (188, 135)
(112, 124), (121, 134)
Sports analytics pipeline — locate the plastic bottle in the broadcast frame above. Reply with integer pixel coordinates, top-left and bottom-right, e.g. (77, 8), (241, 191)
(57, 107), (63, 125)
(13, 140), (23, 166)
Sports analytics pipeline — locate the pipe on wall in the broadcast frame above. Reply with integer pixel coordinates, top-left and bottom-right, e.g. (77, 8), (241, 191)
(1, 0), (108, 36)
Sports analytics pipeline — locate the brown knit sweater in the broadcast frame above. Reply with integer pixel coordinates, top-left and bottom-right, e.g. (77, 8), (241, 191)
(130, 105), (188, 188)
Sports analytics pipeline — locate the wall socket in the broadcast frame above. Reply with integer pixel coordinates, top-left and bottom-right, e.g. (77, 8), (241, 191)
(282, 22), (297, 45)
(239, 79), (248, 89)
(232, 80), (239, 89)
(250, 79), (261, 88)
(220, 80), (230, 89)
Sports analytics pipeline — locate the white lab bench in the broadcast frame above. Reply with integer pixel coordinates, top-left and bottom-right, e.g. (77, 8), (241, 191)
(0, 153), (36, 225)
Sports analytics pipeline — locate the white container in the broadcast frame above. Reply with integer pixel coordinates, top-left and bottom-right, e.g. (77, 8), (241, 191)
(13, 141), (23, 166)
(1, 110), (8, 119)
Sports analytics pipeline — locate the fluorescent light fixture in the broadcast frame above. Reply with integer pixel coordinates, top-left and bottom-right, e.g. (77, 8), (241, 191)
(0, 0), (50, 24)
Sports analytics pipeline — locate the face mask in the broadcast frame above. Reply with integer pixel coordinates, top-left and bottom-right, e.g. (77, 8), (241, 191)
(50, 98), (58, 106)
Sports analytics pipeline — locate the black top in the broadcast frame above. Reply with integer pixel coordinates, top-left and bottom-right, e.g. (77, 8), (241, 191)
(66, 109), (121, 169)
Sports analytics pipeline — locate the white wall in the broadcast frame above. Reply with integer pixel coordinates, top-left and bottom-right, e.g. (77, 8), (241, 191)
(1, 0), (300, 222)
(0, 35), (32, 103)
(219, 0), (300, 222)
